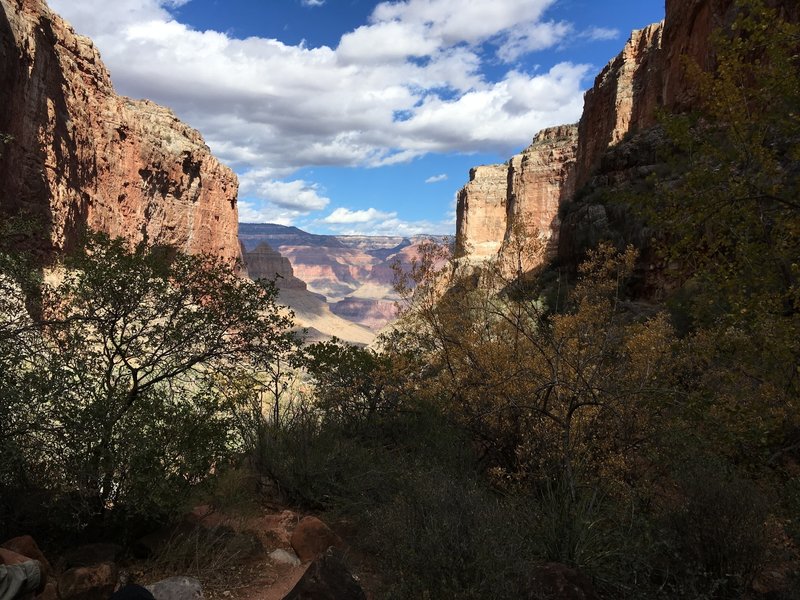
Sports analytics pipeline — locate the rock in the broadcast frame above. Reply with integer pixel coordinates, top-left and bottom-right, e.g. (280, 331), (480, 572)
(61, 543), (123, 569)
(455, 126), (579, 270)
(36, 582), (59, 600)
(0, 547), (32, 565)
(269, 549), (302, 567)
(244, 243), (308, 290)
(454, 1), (800, 273)
(281, 548), (366, 600)
(329, 297), (398, 331)
(455, 164), (509, 262)
(1, 536), (51, 576)
(145, 577), (203, 600)
(0, 0), (240, 263)
(526, 563), (600, 600)
(505, 125), (579, 266)
(575, 23), (664, 191)
(58, 563), (118, 600)
(290, 517), (343, 563)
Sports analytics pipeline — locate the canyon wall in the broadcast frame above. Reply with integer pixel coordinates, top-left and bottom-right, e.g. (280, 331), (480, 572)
(0, 0), (240, 262)
(455, 126), (578, 267)
(244, 242), (308, 290)
(574, 23), (663, 190)
(455, 165), (509, 262)
(455, 0), (795, 268)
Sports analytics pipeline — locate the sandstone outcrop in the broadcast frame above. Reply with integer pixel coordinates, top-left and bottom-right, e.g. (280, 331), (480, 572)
(506, 125), (579, 261)
(455, 165), (509, 262)
(455, 126), (578, 268)
(575, 23), (663, 190)
(0, 0), (240, 262)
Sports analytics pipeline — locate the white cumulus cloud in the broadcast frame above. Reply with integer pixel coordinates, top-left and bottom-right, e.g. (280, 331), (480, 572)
(322, 207), (397, 224)
(48, 0), (611, 225)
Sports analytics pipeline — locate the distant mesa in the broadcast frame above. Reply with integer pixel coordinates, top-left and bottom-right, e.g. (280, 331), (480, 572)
(243, 242), (309, 291)
(239, 223), (444, 336)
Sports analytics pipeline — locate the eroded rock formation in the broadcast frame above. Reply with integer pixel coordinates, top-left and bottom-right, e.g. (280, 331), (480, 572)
(0, 0), (240, 262)
(506, 125), (579, 261)
(575, 23), (663, 190)
(456, 126), (578, 268)
(455, 165), (509, 262)
(244, 242), (307, 290)
(455, 0), (799, 269)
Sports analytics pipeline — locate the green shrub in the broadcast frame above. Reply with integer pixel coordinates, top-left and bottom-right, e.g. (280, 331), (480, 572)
(659, 460), (771, 599)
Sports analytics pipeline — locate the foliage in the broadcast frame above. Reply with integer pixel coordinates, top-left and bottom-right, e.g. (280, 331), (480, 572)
(301, 339), (396, 427)
(388, 240), (678, 496)
(638, 0), (800, 470)
(0, 232), (296, 532)
(0, 132), (12, 158)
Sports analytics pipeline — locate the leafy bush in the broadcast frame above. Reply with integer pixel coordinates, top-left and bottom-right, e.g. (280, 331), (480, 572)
(0, 233), (296, 534)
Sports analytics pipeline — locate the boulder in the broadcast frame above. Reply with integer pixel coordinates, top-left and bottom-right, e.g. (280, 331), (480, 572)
(0, 548), (31, 566)
(282, 548), (366, 600)
(58, 562), (118, 600)
(145, 577), (203, 600)
(290, 517), (343, 563)
(269, 549), (301, 567)
(1, 536), (51, 576)
(526, 563), (600, 600)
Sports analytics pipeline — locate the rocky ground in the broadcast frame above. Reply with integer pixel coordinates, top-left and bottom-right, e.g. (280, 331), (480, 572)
(1, 507), (371, 600)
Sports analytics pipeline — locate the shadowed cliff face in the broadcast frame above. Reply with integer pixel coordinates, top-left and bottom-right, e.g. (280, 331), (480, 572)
(0, 0), (240, 263)
(454, 0), (796, 270)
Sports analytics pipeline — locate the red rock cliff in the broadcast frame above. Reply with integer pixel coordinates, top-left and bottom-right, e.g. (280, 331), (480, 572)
(506, 125), (578, 262)
(0, 0), (240, 262)
(575, 23), (664, 190)
(455, 0), (800, 267)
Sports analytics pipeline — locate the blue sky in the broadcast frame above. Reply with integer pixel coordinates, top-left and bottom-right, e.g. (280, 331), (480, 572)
(49, 0), (665, 236)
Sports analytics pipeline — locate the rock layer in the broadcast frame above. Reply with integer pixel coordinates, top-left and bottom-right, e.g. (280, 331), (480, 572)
(575, 23), (664, 190)
(244, 243), (307, 290)
(506, 125), (579, 261)
(454, 0), (793, 267)
(455, 165), (509, 262)
(0, 0), (240, 262)
(456, 126), (578, 268)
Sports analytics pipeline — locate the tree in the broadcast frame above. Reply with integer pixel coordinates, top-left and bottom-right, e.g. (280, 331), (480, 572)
(0, 233), (296, 526)
(641, 0), (800, 466)
(302, 339), (395, 427)
(388, 239), (677, 496)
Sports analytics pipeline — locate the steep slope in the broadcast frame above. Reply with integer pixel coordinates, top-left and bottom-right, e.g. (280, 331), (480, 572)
(454, 0), (800, 268)
(0, 0), (240, 262)
(240, 223), (441, 332)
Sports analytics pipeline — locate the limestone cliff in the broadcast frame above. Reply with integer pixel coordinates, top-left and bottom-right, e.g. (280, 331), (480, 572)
(455, 165), (509, 262)
(575, 23), (663, 190)
(0, 0), (240, 262)
(455, 125), (578, 268)
(454, 0), (791, 268)
(506, 125), (579, 261)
